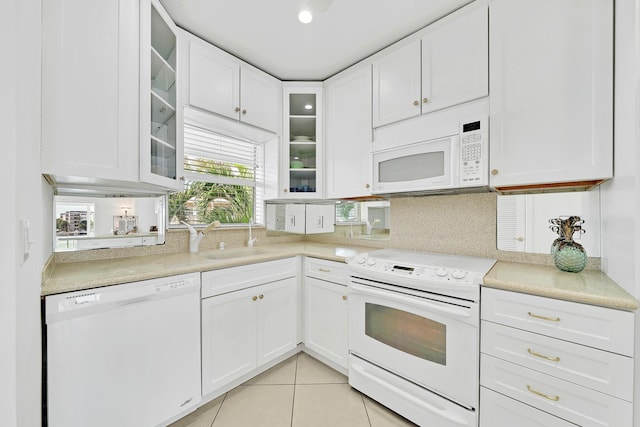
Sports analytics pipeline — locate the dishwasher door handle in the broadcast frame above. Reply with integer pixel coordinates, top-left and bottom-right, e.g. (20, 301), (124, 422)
(117, 295), (156, 306)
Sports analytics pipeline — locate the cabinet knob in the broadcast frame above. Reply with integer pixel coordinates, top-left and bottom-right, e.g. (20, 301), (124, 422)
(252, 296), (258, 301)
(342, 295), (347, 301)
(259, 294), (264, 299)
(179, 176), (185, 181)
(365, 184), (370, 189)
(423, 97), (429, 104)
(235, 107), (241, 113)
(242, 109), (247, 115)
(284, 188), (288, 192)
(413, 100), (419, 106)
(491, 169), (499, 176)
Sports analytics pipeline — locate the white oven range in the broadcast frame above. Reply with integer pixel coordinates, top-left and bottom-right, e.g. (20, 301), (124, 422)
(347, 249), (496, 427)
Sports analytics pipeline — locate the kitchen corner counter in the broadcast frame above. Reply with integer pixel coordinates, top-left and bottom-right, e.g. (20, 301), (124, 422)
(41, 242), (374, 296)
(483, 261), (638, 311)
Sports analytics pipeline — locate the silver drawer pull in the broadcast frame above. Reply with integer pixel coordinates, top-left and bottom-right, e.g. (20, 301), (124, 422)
(527, 385), (560, 401)
(319, 268), (331, 273)
(528, 311), (560, 322)
(527, 348), (560, 362)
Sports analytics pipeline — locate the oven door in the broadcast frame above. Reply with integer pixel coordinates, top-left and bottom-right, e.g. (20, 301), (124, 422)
(348, 278), (479, 409)
(372, 136), (458, 194)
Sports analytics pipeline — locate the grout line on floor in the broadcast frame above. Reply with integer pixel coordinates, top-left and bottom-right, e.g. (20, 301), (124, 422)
(209, 392), (227, 427)
(360, 392), (373, 427)
(290, 354), (299, 427)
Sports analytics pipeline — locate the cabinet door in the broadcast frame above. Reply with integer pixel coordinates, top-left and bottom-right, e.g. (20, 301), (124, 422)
(189, 38), (240, 121)
(324, 66), (373, 199)
(140, 0), (183, 190)
(372, 40), (421, 127)
(282, 85), (324, 198)
(305, 204), (335, 234)
(421, 5), (488, 114)
(304, 277), (349, 370)
(240, 66), (281, 133)
(256, 277), (298, 365)
(42, 0), (139, 182)
(201, 287), (257, 396)
(489, 0), (613, 188)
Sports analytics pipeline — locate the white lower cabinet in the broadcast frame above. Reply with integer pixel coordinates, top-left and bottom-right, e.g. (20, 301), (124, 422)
(480, 288), (634, 427)
(201, 258), (298, 397)
(304, 258), (349, 371)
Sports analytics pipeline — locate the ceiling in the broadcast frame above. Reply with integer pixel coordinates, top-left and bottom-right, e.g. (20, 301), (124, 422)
(160, 0), (472, 81)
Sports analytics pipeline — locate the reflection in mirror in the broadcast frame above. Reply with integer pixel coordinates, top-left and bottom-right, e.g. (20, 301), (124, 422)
(264, 200), (390, 240)
(54, 195), (166, 252)
(335, 200), (390, 241)
(497, 189), (600, 256)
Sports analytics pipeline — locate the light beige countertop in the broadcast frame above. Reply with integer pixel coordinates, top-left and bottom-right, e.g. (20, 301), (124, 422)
(41, 242), (374, 296)
(484, 261), (638, 311)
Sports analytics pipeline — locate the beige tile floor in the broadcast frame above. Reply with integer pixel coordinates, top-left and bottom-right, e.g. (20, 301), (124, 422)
(170, 352), (417, 427)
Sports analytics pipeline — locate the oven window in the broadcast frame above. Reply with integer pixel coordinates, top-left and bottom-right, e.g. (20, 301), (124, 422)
(378, 151), (445, 183)
(365, 303), (446, 365)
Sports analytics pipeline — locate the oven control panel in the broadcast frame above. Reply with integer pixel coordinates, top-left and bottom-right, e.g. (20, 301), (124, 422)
(350, 255), (475, 285)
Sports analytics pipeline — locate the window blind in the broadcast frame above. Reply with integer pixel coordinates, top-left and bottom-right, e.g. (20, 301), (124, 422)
(182, 122), (265, 224)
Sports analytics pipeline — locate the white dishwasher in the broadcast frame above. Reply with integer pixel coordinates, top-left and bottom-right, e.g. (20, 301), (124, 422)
(45, 273), (201, 427)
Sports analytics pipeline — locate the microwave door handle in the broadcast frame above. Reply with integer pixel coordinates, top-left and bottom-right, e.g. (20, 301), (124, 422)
(349, 282), (471, 319)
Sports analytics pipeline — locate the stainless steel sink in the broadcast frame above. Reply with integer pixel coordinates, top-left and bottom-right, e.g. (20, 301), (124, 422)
(199, 247), (271, 260)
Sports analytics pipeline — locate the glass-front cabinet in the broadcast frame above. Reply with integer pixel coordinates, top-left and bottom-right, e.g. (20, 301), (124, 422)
(140, 0), (183, 190)
(282, 85), (323, 198)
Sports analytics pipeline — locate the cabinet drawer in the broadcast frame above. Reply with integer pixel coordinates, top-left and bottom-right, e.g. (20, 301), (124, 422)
(481, 321), (633, 401)
(305, 258), (347, 285)
(202, 258), (297, 298)
(480, 387), (576, 427)
(481, 288), (634, 356)
(481, 354), (633, 427)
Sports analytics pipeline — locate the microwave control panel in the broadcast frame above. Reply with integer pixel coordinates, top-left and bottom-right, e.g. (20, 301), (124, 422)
(459, 119), (486, 186)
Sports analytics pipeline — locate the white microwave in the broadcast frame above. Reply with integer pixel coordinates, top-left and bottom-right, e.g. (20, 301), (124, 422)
(371, 116), (488, 195)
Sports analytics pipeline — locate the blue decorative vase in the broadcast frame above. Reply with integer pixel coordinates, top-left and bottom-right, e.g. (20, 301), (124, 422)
(553, 239), (587, 273)
(549, 216), (587, 273)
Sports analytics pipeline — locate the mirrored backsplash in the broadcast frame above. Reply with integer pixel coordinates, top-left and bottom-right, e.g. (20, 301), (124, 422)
(496, 189), (600, 256)
(54, 195), (167, 252)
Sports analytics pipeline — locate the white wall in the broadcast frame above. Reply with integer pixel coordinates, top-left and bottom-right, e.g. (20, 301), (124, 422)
(0, 0), (19, 422)
(0, 0), (44, 425)
(600, 0), (640, 425)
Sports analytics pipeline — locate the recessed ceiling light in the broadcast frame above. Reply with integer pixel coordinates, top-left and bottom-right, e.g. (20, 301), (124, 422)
(304, 104), (313, 110)
(298, 10), (313, 24)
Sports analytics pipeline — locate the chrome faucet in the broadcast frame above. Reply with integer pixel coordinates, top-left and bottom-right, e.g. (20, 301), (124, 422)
(247, 217), (258, 248)
(181, 220), (221, 253)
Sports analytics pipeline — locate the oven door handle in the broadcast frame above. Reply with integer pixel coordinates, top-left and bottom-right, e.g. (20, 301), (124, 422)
(349, 282), (471, 319)
(351, 362), (472, 425)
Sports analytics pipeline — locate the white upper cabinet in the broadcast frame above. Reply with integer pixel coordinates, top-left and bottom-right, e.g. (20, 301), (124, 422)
(240, 67), (281, 133)
(282, 84), (323, 198)
(372, 4), (488, 128)
(421, 5), (488, 115)
(372, 40), (422, 128)
(42, 0), (139, 183)
(489, 0), (613, 191)
(325, 65), (373, 199)
(187, 35), (280, 133)
(140, 0), (183, 191)
(42, 0), (182, 192)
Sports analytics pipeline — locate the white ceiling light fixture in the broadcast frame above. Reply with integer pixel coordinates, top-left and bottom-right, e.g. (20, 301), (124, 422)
(298, 10), (313, 23)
